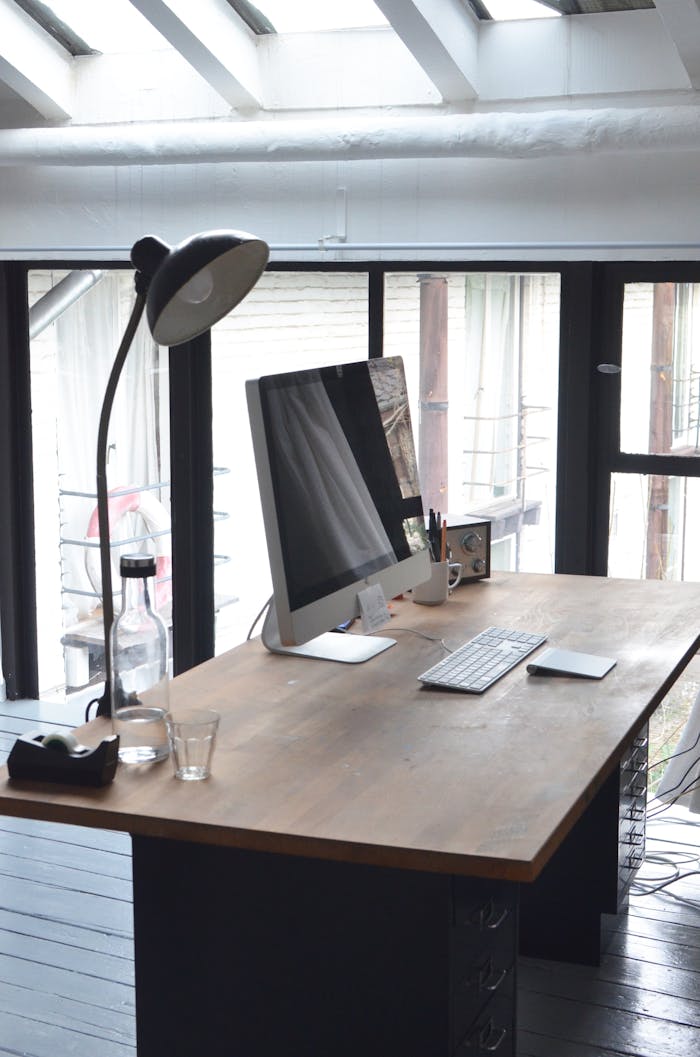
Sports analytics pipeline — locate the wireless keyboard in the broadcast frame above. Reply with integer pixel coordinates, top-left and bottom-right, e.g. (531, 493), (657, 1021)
(417, 626), (547, 694)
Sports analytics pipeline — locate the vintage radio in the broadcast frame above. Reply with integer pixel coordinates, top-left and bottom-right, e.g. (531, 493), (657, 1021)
(443, 516), (491, 583)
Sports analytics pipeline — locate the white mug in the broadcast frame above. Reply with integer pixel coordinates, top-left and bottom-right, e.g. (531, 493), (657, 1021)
(412, 560), (464, 605)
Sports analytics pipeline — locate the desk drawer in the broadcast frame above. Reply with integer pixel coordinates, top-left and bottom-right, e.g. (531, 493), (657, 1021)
(454, 991), (515, 1057)
(453, 879), (517, 934)
(450, 878), (517, 1053)
(451, 916), (516, 989)
(452, 955), (516, 1048)
(617, 724), (648, 907)
(451, 879), (517, 973)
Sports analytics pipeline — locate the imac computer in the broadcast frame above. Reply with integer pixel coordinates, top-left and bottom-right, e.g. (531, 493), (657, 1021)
(246, 356), (431, 663)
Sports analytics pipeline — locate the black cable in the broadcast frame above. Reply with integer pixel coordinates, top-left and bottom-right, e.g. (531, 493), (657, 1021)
(382, 626), (450, 650)
(632, 868), (700, 896)
(648, 773), (700, 818)
(649, 722), (700, 771)
(85, 696), (101, 722)
(647, 752), (700, 816)
(246, 596), (272, 641)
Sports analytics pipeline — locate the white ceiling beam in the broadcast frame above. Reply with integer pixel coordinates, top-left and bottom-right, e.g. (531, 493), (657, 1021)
(655, 0), (700, 89)
(128, 0), (262, 109)
(373, 0), (478, 101)
(0, 0), (73, 120)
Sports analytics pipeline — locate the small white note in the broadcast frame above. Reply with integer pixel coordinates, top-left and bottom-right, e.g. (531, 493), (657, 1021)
(358, 584), (391, 633)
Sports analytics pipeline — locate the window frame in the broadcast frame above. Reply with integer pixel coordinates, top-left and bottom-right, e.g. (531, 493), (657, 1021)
(592, 261), (700, 576)
(0, 257), (627, 698)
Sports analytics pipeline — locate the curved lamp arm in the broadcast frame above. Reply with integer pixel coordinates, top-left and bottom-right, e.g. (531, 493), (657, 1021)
(87, 228), (269, 721)
(92, 291), (147, 718)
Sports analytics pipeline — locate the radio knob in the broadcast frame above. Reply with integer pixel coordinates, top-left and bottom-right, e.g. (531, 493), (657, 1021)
(472, 558), (486, 574)
(461, 531), (482, 553)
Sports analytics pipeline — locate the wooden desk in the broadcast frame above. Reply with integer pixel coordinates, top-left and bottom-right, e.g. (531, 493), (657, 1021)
(1, 572), (699, 1056)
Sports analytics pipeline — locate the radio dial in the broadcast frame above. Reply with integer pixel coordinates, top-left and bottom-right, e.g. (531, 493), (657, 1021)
(461, 531), (482, 553)
(472, 558), (486, 574)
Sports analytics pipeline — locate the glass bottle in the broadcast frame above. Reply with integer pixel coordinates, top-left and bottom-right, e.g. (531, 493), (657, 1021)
(111, 553), (170, 764)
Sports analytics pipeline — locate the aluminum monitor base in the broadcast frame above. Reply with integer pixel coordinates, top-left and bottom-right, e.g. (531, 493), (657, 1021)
(261, 604), (395, 663)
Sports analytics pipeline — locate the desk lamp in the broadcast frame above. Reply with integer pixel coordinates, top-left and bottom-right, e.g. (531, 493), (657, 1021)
(91, 230), (270, 718)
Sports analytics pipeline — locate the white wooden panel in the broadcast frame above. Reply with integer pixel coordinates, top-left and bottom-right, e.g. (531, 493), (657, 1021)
(260, 30), (439, 109)
(128, 0), (262, 108)
(656, 0), (700, 89)
(0, 0), (73, 120)
(478, 10), (689, 101)
(374, 0), (479, 101)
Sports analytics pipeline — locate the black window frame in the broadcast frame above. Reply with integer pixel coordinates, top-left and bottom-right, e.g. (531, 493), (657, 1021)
(591, 261), (700, 576)
(0, 257), (631, 698)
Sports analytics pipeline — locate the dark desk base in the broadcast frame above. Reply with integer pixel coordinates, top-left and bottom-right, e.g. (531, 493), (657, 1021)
(131, 733), (646, 1055)
(132, 838), (517, 1057)
(520, 727), (648, 966)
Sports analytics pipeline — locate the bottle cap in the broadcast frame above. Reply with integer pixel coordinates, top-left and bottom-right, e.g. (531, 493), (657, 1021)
(119, 553), (157, 578)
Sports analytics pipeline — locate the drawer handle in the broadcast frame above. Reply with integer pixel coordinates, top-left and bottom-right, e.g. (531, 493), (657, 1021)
(470, 1020), (507, 1053)
(479, 964), (508, 993)
(471, 957), (509, 994)
(478, 900), (509, 931)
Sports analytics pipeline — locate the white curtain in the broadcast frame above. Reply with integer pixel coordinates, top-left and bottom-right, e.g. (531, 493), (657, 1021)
(462, 274), (519, 506)
(655, 687), (700, 813)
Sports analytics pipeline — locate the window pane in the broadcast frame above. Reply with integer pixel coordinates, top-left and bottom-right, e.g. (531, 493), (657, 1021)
(211, 271), (369, 655)
(616, 286), (700, 795)
(255, 0), (387, 32)
(608, 472), (700, 581)
(384, 272), (560, 573)
(621, 282), (700, 457)
(29, 270), (170, 704)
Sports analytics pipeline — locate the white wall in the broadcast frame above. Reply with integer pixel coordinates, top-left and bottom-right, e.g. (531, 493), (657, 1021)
(1, 8), (699, 263)
(1, 143), (700, 263)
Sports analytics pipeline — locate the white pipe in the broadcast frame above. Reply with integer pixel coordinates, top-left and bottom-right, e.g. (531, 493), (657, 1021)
(1, 105), (700, 166)
(5, 241), (700, 259)
(28, 269), (105, 338)
(276, 241), (700, 251)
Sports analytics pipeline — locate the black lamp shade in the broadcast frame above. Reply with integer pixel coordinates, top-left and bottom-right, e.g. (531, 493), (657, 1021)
(132, 230), (269, 346)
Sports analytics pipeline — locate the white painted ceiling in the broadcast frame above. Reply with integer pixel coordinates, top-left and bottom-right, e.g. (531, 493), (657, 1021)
(0, 1), (698, 157)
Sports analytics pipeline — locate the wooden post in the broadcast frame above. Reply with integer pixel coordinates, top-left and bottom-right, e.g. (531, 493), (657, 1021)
(646, 283), (674, 579)
(418, 276), (448, 515)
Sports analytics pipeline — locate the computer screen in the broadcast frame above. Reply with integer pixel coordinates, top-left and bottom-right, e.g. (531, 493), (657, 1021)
(246, 356), (430, 662)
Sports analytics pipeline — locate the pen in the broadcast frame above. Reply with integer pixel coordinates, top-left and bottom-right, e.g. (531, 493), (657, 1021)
(428, 508), (437, 560)
(440, 518), (447, 562)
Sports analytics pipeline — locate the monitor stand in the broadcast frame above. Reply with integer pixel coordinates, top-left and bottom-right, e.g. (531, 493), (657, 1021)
(261, 603), (395, 664)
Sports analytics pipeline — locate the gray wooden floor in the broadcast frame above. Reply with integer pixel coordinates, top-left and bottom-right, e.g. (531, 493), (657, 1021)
(519, 811), (700, 1057)
(1, 702), (699, 1056)
(0, 701), (135, 1056)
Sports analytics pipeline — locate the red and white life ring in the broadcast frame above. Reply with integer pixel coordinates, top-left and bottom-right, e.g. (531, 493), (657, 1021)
(85, 486), (172, 611)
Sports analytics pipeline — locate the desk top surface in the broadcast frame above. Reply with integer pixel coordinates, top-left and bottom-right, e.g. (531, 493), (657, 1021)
(2, 571), (699, 882)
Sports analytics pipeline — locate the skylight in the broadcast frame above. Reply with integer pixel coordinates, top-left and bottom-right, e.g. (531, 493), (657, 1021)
(19, 0), (168, 54)
(483, 1), (560, 19)
(253, 0), (388, 33)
